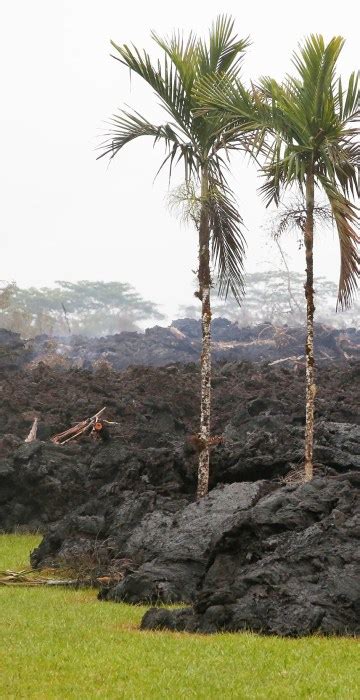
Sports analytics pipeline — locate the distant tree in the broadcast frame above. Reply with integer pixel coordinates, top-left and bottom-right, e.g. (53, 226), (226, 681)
(99, 16), (254, 498)
(0, 281), (163, 337)
(181, 271), (360, 327)
(0, 281), (16, 310)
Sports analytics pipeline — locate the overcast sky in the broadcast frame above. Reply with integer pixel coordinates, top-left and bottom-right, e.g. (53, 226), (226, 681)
(1, 1), (358, 322)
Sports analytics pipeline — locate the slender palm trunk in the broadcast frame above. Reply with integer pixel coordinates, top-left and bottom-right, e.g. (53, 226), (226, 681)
(197, 166), (211, 499)
(304, 169), (316, 481)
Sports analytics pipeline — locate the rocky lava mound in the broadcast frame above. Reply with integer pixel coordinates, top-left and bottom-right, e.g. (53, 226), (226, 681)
(141, 473), (360, 636)
(1, 343), (359, 636)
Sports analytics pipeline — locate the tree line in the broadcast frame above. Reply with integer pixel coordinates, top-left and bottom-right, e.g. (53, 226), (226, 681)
(184, 271), (360, 327)
(3, 271), (359, 340)
(0, 281), (164, 337)
(99, 15), (359, 492)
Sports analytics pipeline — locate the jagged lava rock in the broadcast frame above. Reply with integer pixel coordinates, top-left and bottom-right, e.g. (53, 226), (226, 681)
(1, 331), (359, 636)
(1, 321), (359, 372)
(100, 481), (274, 604)
(141, 473), (360, 637)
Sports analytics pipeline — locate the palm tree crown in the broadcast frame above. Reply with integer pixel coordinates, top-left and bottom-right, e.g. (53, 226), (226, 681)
(99, 15), (252, 301)
(197, 35), (360, 307)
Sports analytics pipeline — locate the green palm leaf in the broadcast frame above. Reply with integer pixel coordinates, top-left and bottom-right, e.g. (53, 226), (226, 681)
(319, 177), (359, 308)
(208, 174), (246, 302)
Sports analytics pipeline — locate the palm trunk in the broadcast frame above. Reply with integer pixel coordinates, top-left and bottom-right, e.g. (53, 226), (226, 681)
(304, 168), (316, 481)
(197, 166), (211, 500)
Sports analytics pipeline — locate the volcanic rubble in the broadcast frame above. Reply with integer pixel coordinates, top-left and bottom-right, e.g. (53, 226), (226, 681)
(0, 323), (359, 636)
(1, 319), (359, 372)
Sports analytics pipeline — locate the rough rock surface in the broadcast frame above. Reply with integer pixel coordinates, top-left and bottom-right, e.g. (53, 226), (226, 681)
(100, 481), (274, 603)
(1, 326), (359, 636)
(1, 320), (359, 372)
(141, 472), (360, 636)
(1, 360), (359, 536)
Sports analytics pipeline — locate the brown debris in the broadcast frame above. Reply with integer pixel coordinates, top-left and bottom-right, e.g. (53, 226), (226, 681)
(188, 434), (224, 452)
(50, 407), (107, 445)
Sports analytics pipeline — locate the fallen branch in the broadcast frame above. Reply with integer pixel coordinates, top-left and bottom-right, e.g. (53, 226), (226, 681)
(269, 355), (304, 366)
(319, 350), (335, 361)
(51, 407), (107, 445)
(52, 420), (90, 445)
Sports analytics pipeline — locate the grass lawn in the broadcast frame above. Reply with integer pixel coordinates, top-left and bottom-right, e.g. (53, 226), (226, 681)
(0, 535), (358, 699)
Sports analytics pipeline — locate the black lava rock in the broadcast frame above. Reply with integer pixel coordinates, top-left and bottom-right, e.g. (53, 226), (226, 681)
(141, 472), (360, 637)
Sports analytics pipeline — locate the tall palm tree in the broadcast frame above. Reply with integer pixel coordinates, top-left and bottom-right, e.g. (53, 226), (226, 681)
(197, 35), (359, 481)
(98, 16), (251, 498)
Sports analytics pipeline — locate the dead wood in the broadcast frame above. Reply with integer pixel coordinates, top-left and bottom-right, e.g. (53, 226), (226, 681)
(24, 417), (39, 443)
(50, 407), (107, 445)
(269, 355), (304, 366)
(0, 569), (125, 588)
(189, 434), (224, 452)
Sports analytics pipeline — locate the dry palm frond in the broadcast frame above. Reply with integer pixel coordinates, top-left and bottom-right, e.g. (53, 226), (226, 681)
(0, 569), (126, 588)
(0, 570), (84, 587)
(271, 196), (333, 240)
(284, 466), (306, 485)
(167, 182), (201, 228)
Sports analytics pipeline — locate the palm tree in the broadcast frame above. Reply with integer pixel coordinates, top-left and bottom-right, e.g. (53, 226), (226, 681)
(197, 35), (359, 481)
(98, 16), (252, 498)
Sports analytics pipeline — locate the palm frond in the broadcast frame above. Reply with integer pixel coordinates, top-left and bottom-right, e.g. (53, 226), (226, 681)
(318, 136), (360, 199)
(98, 110), (177, 157)
(319, 177), (359, 308)
(110, 19), (251, 159)
(338, 70), (360, 122)
(207, 171), (246, 302)
(259, 161), (286, 206)
(152, 30), (200, 90)
(97, 109), (200, 182)
(110, 40), (194, 141)
(167, 182), (201, 228)
(196, 72), (263, 126)
(271, 196), (333, 238)
(291, 35), (344, 124)
(199, 15), (250, 77)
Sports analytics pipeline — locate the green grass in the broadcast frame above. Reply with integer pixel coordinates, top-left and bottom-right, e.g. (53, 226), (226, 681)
(0, 535), (359, 699)
(0, 533), (41, 571)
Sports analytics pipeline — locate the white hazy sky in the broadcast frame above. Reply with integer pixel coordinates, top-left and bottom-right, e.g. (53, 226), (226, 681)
(1, 1), (358, 322)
